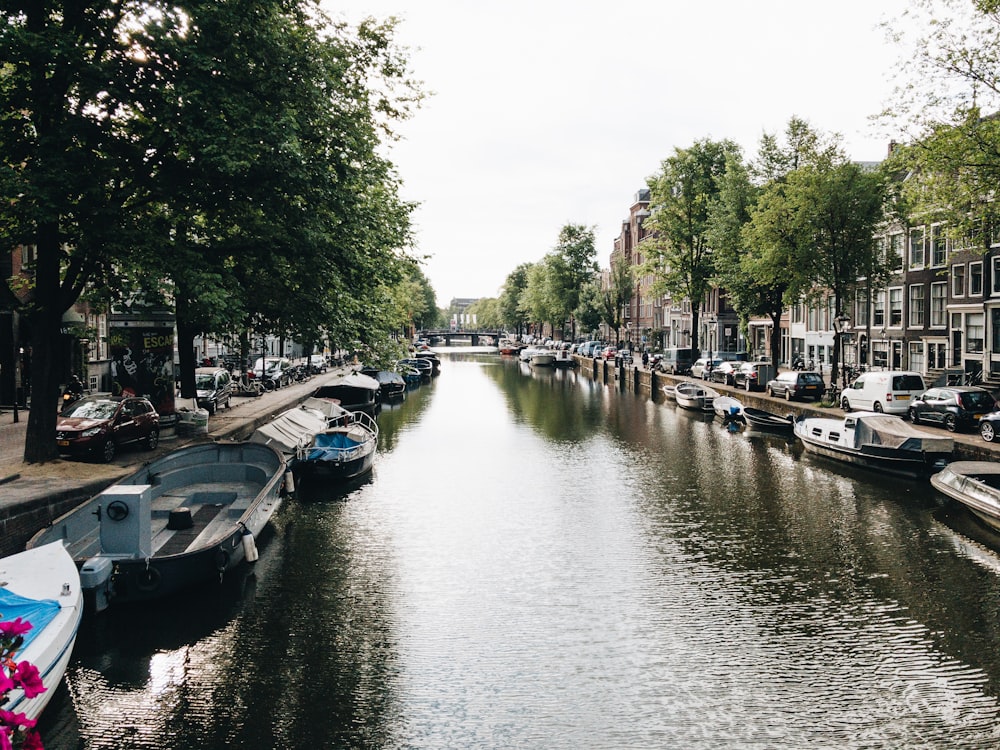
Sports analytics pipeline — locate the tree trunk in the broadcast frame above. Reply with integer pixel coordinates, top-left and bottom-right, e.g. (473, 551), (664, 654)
(769, 312), (782, 369)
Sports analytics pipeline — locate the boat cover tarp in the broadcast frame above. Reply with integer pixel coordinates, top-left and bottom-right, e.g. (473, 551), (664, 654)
(853, 415), (954, 453)
(250, 407), (328, 455)
(0, 588), (59, 651)
(306, 430), (368, 461)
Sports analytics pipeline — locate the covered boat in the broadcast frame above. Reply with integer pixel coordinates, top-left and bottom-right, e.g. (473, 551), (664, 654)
(931, 461), (1000, 532)
(297, 411), (379, 481)
(28, 442), (287, 612)
(0, 542), (82, 722)
(674, 382), (719, 412)
(249, 399), (350, 460)
(360, 367), (407, 401)
(794, 412), (953, 478)
(313, 372), (381, 415)
(553, 349), (577, 368)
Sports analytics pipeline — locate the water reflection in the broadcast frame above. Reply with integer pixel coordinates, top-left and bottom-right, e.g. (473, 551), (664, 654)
(40, 350), (1000, 748)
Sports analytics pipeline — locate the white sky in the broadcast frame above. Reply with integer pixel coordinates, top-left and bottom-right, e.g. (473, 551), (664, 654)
(324, 0), (913, 306)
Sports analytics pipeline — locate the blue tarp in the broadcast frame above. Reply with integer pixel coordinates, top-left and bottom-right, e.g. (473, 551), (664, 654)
(307, 432), (361, 462)
(0, 588), (59, 651)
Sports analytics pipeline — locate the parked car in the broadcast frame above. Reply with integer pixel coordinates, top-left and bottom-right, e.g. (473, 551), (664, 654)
(56, 395), (160, 463)
(733, 362), (776, 392)
(766, 371), (825, 401)
(908, 386), (998, 432)
(708, 361), (740, 386)
(979, 411), (1000, 442)
(194, 367), (233, 415)
(601, 346), (617, 360)
(690, 358), (723, 379)
(840, 371), (925, 415)
(250, 357), (294, 387)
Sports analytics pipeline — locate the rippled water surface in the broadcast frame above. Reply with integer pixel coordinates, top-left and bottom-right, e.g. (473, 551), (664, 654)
(40, 351), (1000, 748)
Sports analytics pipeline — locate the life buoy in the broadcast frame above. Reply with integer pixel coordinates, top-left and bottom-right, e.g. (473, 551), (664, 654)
(135, 566), (161, 592)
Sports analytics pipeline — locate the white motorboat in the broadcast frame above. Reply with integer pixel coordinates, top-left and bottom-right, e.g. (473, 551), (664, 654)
(931, 461), (1000, 532)
(794, 412), (953, 478)
(713, 395), (745, 422)
(0, 542), (83, 722)
(674, 382), (720, 412)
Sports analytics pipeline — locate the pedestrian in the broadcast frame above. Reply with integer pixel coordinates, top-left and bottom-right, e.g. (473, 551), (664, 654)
(642, 350), (649, 369)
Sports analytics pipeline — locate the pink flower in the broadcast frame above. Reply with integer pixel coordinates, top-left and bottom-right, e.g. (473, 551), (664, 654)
(20, 729), (43, 750)
(0, 620), (31, 639)
(0, 709), (35, 731)
(11, 662), (44, 699)
(0, 674), (13, 694)
(0, 726), (11, 750)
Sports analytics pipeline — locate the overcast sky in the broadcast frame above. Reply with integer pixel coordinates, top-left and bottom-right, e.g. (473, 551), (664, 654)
(325, 0), (913, 306)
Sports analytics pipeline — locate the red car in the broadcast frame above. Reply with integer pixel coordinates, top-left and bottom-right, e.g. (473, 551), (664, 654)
(56, 396), (160, 463)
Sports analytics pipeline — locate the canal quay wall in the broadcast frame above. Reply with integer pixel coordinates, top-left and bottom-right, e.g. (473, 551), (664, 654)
(574, 355), (1000, 464)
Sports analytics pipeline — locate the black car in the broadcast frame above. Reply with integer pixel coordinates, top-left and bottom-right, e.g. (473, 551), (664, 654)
(766, 371), (825, 401)
(980, 411), (1000, 442)
(733, 362), (775, 392)
(908, 386), (998, 432)
(708, 362), (740, 386)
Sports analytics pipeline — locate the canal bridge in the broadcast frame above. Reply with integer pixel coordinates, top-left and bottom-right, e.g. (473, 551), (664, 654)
(418, 329), (503, 346)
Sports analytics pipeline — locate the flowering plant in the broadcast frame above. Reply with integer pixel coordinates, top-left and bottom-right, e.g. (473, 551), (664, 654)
(0, 618), (45, 750)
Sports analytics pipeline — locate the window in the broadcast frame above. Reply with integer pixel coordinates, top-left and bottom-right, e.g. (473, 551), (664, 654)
(889, 233), (904, 271)
(931, 225), (948, 267)
(909, 342), (925, 372)
(889, 287), (903, 327)
(953, 264), (966, 297)
(968, 313), (985, 353)
(854, 296), (869, 327)
(994, 256), (1000, 295)
(909, 227), (925, 268)
(792, 303), (804, 324)
(873, 291), (885, 327)
(930, 282), (947, 327)
(908, 284), (925, 327)
(971, 261), (983, 295)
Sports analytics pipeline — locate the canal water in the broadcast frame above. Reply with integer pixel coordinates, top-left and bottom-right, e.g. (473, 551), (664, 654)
(39, 351), (1000, 748)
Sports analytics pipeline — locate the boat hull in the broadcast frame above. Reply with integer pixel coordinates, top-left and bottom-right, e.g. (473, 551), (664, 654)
(0, 542), (82, 722)
(794, 419), (950, 479)
(931, 461), (1000, 532)
(28, 442), (286, 610)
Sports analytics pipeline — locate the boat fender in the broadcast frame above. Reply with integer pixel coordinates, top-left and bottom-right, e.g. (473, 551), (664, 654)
(284, 470), (295, 496)
(242, 531), (259, 563)
(214, 548), (230, 571)
(135, 565), (161, 592)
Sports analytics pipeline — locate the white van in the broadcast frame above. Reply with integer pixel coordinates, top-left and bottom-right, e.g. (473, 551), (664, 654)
(840, 371), (926, 415)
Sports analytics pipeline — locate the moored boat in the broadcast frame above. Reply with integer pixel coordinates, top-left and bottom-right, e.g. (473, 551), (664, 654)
(27, 442), (287, 612)
(743, 406), (794, 431)
(930, 461), (1000, 532)
(794, 412), (953, 478)
(661, 385), (676, 401)
(360, 367), (407, 400)
(296, 410), (379, 481)
(552, 349), (577, 368)
(713, 395), (745, 423)
(674, 382), (720, 412)
(0, 542), (82, 722)
(313, 372), (381, 414)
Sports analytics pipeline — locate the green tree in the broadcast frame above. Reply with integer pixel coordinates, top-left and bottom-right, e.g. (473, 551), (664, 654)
(642, 138), (741, 356)
(574, 279), (605, 340)
(549, 223), (598, 340)
(0, 2), (418, 461)
(601, 255), (633, 345)
(498, 263), (532, 335)
(713, 118), (842, 366)
(883, 0), (1000, 249)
